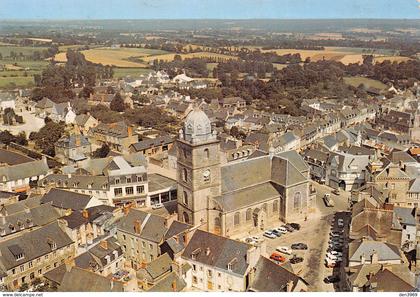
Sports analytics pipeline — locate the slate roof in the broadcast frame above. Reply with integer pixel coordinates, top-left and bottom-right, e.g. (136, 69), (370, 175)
(55, 135), (90, 149)
(0, 148), (34, 165)
(0, 158), (49, 182)
(148, 174), (176, 193)
(75, 237), (122, 270)
(0, 223), (73, 271)
(182, 229), (250, 276)
(248, 256), (308, 292)
(117, 209), (168, 243)
(58, 267), (124, 292)
(41, 188), (93, 211)
(349, 239), (401, 262)
(147, 271), (186, 292)
(142, 253), (172, 280)
(393, 207), (416, 226)
(130, 136), (174, 152)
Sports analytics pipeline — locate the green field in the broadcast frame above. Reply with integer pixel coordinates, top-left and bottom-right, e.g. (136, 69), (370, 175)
(0, 45), (48, 57)
(113, 67), (153, 78)
(343, 76), (388, 90)
(0, 76), (34, 88)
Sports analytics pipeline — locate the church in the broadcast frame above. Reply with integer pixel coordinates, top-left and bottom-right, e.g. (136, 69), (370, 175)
(176, 108), (311, 237)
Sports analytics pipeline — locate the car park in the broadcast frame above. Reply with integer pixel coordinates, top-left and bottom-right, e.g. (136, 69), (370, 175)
(291, 243), (308, 250)
(263, 230), (277, 239)
(276, 246), (292, 255)
(270, 252), (286, 263)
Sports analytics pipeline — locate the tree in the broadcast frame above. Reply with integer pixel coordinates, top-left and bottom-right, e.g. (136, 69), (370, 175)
(230, 126), (240, 138)
(92, 143), (110, 158)
(19, 283), (29, 292)
(79, 86), (94, 99)
(110, 93), (125, 112)
(32, 121), (64, 156)
(0, 130), (16, 145)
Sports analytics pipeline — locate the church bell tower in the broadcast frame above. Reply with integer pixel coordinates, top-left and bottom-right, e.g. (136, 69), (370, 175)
(176, 107), (221, 228)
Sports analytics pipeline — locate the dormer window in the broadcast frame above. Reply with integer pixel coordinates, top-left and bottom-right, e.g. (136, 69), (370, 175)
(47, 238), (57, 250)
(227, 258), (237, 272)
(9, 224), (15, 232)
(26, 218), (33, 227)
(15, 253), (24, 261)
(0, 228), (5, 236)
(115, 178), (120, 185)
(17, 220), (24, 230)
(126, 177), (132, 183)
(191, 248), (201, 260)
(136, 176), (143, 182)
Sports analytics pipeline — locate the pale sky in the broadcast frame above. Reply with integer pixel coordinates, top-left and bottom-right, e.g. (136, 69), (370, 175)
(0, 0), (419, 19)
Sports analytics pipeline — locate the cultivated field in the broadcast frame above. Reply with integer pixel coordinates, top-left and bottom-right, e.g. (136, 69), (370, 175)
(113, 67), (153, 78)
(142, 51), (238, 63)
(374, 56), (411, 63)
(343, 76), (388, 90)
(54, 47), (169, 67)
(0, 45), (48, 57)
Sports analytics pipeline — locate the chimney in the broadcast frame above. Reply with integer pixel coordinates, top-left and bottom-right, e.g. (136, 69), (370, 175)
(360, 253), (366, 264)
(134, 220), (141, 234)
(171, 280), (177, 292)
(75, 135), (81, 146)
(206, 247), (210, 256)
(127, 126), (133, 137)
(123, 205), (130, 215)
(67, 173), (72, 179)
(100, 240), (108, 250)
(82, 209), (89, 219)
(286, 280), (294, 292)
(371, 250), (378, 264)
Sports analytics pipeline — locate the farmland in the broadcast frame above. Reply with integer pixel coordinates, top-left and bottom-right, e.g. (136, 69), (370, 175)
(113, 67), (152, 78)
(343, 76), (388, 90)
(54, 47), (169, 67)
(141, 52), (238, 63)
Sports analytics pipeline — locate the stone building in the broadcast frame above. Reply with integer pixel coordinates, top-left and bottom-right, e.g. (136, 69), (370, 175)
(176, 108), (310, 237)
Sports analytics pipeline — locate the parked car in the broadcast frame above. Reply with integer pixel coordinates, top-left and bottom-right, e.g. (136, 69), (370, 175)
(250, 236), (260, 242)
(326, 254), (342, 262)
(113, 270), (129, 280)
(152, 203), (164, 209)
(323, 193), (335, 207)
(276, 246), (292, 255)
(324, 275), (340, 283)
(290, 255), (304, 264)
(244, 237), (257, 245)
(290, 223), (301, 230)
(283, 224), (295, 232)
(276, 227), (288, 234)
(327, 251), (343, 257)
(270, 252), (286, 263)
(263, 230), (277, 239)
(330, 230), (344, 237)
(327, 246), (343, 253)
(291, 243), (308, 250)
(272, 229), (283, 237)
(332, 189), (340, 195)
(337, 219), (344, 228)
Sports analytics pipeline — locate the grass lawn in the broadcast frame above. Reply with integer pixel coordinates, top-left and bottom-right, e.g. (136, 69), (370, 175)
(343, 76), (387, 90)
(0, 76), (34, 88)
(0, 45), (48, 57)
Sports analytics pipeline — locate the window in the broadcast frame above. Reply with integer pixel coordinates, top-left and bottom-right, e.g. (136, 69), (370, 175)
(12, 268), (15, 274)
(136, 186), (144, 194)
(28, 261), (33, 268)
(273, 200), (279, 213)
(125, 187), (134, 195)
(45, 254), (49, 260)
(218, 272), (221, 277)
(193, 276), (197, 284)
(183, 191), (188, 205)
(142, 241), (146, 248)
(114, 188), (123, 196)
(30, 272), (35, 280)
(54, 262), (58, 268)
(149, 244), (153, 250)
(204, 148), (210, 159)
(293, 192), (302, 210)
(203, 169), (210, 182)
(246, 208), (252, 221)
(38, 269), (42, 275)
(20, 265), (24, 272)
(207, 270), (212, 277)
(122, 234), (126, 240)
(126, 177), (132, 183)
(115, 178), (120, 184)
(192, 264), (196, 271)
(182, 168), (188, 182)
(234, 212), (240, 226)
(137, 176), (143, 182)
(262, 203), (267, 212)
(15, 253), (24, 261)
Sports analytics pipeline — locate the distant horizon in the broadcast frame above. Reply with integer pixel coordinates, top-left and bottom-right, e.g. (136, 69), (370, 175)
(1, 0), (419, 20)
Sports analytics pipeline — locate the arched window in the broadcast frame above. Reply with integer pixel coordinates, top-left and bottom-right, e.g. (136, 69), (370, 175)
(273, 200), (279, 213)
(262, 203), (267, 212)
(182, 168), (188, 182)
(214, 217), (221, 228)
(183, 212), (189, 224)
(294, 192), (302, 210)
(204, 148), (210, 159)
(183, 191), (188, 205)
(246, 208), (252, 221)
(234, 212), (240, 226)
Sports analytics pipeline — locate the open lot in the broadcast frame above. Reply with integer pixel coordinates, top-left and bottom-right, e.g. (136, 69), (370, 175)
(343, 76), (388, 90)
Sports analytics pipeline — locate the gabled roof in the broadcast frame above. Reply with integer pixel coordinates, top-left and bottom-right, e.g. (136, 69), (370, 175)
(41, 188), (94, 211)
(349, 239), (401, 262)
(181, 229), (250, 276)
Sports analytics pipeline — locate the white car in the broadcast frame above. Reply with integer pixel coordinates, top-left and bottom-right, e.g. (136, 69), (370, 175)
(337, 219), (344, 228)
(250, 236), (261, 242)
(330, 231), (344, 237)
(326, 253), (342, 261)
(244, 237), (257, 245)
(276, 246), (292, 255)
(263, 231), (277, 239)
(275, 227), (288, 234)
(152, 203), (164, 209)
(328, 251), (343, 257)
